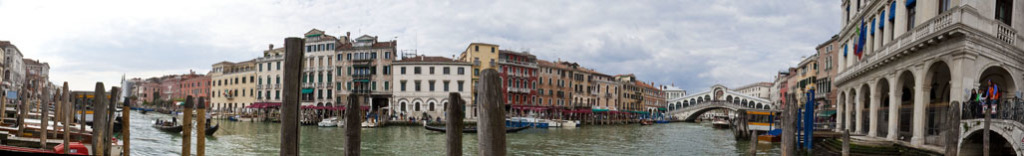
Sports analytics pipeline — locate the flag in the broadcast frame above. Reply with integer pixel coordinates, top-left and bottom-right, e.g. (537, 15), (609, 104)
(855, 20), (866, 59)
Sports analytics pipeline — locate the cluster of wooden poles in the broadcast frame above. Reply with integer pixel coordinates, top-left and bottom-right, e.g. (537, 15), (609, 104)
(0, 81), (132, 156)
(276, 37), (509, 156)
(178, 96), (210, 156)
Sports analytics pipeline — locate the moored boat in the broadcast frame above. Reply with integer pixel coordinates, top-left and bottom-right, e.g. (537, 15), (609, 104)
(423, 125), (530, 133)
(711, 118), (730, 129)
(318, 117), (339, 127)
(640, 119), (654, 125)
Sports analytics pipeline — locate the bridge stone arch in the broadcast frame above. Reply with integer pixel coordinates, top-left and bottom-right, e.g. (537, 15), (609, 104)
(958, 119), (1024, 155)
(667, 84), (774, 121)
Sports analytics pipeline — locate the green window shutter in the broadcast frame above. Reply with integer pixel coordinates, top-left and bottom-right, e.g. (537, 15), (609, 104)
(372, 81), (376, 91)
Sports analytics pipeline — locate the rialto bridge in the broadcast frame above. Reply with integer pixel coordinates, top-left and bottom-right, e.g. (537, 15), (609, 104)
(666, 84), (776, 121)
(832, 5), (1024, 155)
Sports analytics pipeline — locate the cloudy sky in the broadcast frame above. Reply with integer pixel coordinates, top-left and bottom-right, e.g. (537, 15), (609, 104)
(0, 0), (839, 92)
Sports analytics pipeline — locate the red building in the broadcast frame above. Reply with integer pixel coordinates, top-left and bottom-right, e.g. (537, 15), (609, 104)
(497, 50), (538, 107)
(179, 73), (210, 101)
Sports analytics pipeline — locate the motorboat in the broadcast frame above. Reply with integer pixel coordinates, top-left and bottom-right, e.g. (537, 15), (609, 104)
(318, 117), (339, 127)
(506, 117), (576, 128)
(711, 118), (731, 129)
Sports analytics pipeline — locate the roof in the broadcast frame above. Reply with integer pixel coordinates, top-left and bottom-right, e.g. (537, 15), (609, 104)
(394, 55), (471, 65)
(468, 42), (499, 47)
(662, 85), (683, 91)
(498, 50), (536, 58)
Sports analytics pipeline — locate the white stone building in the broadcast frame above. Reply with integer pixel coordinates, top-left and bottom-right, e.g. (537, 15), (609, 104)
(391, 55), (473, 121)
(834, 0), (1024, 153)
(734, 82), (772, 99)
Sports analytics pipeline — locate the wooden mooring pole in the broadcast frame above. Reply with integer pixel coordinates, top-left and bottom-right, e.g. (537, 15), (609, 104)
(62, 82), (71, 153)
(478, 69), (506, 156)
(345, 95), (361, 156)
(105, 87), (119, 154)
(41, 84), (50, 149)
(280, 37), (304, 156)
(984, 101), (991, 156)
(446, 93), (464, 156)
(182, 96), (194, 156)
(945, 101), (960, 156)
(781, 100), (796, 156)
(122, 96), (131, 156)
(749, 130), (756, 156)
(842, 129), (850, 156)
(196, 97), (207, 156)
(92, 83), (107, 156)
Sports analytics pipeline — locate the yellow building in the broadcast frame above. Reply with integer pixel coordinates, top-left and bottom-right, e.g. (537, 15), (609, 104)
(210, 60), (258, 112)
(457, 43), (500, 106)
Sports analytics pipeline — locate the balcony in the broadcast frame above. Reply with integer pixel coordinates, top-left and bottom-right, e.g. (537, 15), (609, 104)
(835, 7), (1024, 84)
(498, 59), (538, 68)
(352, 74), (373, 81)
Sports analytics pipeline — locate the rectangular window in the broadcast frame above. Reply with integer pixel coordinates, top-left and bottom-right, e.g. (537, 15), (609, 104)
(429, 67), (435, 75)
(996, 0), (1013, 25)
(443, 67), (450, 75)
(277, 61), (281, 70)
(275, 90), (280, 99)
(907, 4), (916, 30)
(457, 67), (465, 75)
(415, 81), (422, 91)
(383, 66), (390, 75)
(458, 81), (464, 92)
(400, 67), (406, 74)
(384, 52), (390, 59)
(474, 69), (480, 76)
(327, 90), (333, 99)
(401, 81), (407, 91)
(347, 82), (353, 91)
(347, 54), (351, 60)
(384, 81), (389, 91)
(414, 67), (422, 74)
(429, 81), (436, 92)
(443, 81), (450, 92)
(259, 63), (263, 71)
(371, 81), (376, 91)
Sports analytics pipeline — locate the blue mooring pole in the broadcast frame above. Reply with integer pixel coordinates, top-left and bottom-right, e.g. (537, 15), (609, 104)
(804, 89), (815, 150)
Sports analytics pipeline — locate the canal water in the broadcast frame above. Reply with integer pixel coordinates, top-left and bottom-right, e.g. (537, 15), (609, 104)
(127, 111), (780, 155)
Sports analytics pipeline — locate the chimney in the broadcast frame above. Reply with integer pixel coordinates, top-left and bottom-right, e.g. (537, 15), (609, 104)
(269, 44), (274, 50)
(346, 32), (351, 40)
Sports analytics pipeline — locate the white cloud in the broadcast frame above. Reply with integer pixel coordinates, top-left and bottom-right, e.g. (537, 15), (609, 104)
(0, 0), (839, 91)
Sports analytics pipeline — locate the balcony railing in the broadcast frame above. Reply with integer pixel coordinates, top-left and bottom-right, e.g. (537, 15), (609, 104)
(497, 59), (538, 68)
(836, 7), (1024, 84)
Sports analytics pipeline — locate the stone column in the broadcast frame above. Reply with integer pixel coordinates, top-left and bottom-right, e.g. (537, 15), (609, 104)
(846, 89), (854, 131)
(869, 81), (879, 137)
(893, 0), (908, 37)
(836, 91), (845, 132)
(887, 74), (900, 141)
(855, 88), (863, 134)
(912, 67), (927, 146)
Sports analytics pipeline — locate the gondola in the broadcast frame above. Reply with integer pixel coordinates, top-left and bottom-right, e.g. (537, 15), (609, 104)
(152, 124), (184, 133)
(205, 124), (220, 135)
(423, 125), (530, 133)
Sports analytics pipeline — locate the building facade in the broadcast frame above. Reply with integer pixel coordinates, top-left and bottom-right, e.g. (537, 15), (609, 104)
(497, 50), (537, 108)
(301, 29), (339, 106)
(457, 43), (500, 110)
(210, 60), (257, 111)
(391, 55), (474, 120)
(256, 45), (285, 105)
(1, 41), (24, 99)
(23, 59), (48, 100)
(734, 82), (773, 99)
(833, 0), (1024, 152)
(336, 33), (397, 112)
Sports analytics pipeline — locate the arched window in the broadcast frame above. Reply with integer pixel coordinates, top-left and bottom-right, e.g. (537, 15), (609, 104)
(415, 102), (421, 111)
(400, 102), (407, 111)
(429, 102), (436, 111)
